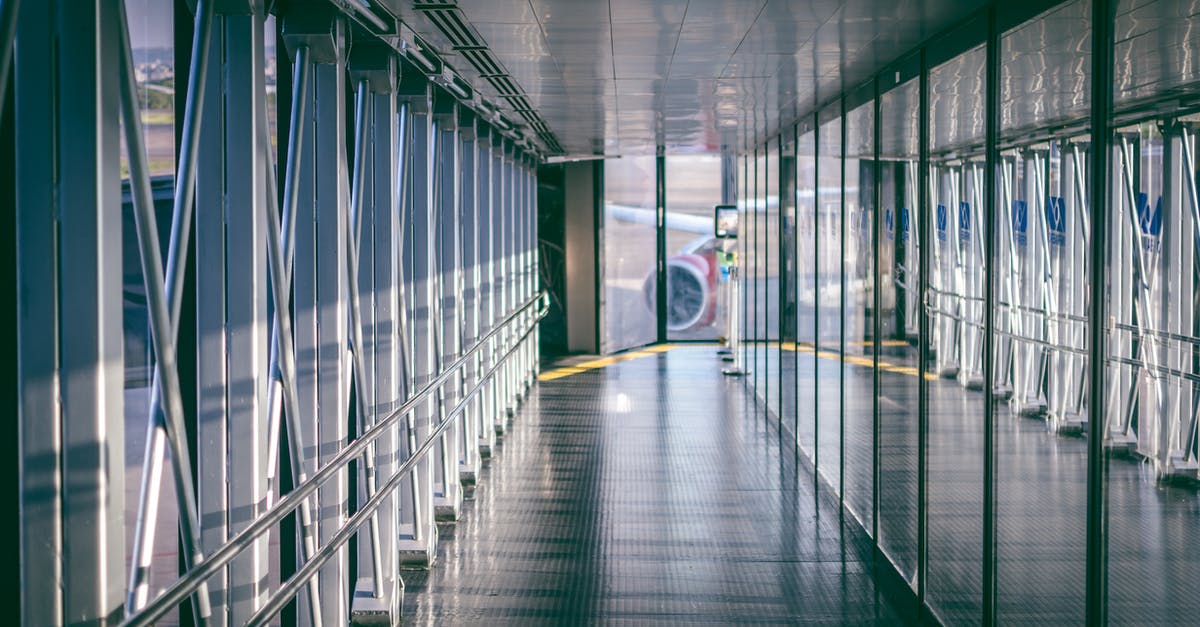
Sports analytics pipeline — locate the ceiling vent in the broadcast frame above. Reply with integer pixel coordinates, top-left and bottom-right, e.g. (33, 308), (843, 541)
(414, 1), (563, 156)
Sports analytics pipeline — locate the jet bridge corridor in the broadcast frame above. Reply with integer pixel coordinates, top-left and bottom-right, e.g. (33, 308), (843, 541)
(7, 0), (1200, 626)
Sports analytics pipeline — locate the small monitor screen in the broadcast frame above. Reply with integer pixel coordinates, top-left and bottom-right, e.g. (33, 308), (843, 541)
(714, 205), (738, 239)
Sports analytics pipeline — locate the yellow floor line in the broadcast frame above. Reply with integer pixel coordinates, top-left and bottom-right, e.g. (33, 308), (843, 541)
(538, 344), (679, 381)
(746, 341), (940, 381)
(541, 341), (940, 384)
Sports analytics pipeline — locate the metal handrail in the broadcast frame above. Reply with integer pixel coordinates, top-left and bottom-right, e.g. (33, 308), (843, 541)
(124, 290), (549, 627)
(248, 307), (545, 625)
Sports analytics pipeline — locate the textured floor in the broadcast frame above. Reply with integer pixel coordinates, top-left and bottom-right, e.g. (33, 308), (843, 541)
(401, 346), (908, 625)
(758, 338), (1200, 625)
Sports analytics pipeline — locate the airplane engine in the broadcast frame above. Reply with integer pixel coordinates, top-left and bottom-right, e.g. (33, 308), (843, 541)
(642, 251), (719, 332)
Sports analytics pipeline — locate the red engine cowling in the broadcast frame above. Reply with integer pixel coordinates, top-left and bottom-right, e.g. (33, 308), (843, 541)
(642, 250), (719, 332)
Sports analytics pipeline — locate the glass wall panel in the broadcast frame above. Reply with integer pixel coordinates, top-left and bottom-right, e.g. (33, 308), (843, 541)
(122, 0), (176, 383)
(751, 150), (763, 394)
(1107, 3), (1200, 619)
(781, 132), (798, 434)
(844, 100), (875, 529)
(996, 2), (1091, 622)
(796, 129), (818, 453)
(765, 144), (780, 417)
(124, 0), (175, 178)
(878, 78), (921, 583)
(742, 154), (753, 373)
(817, 113), (843, 492)
(665, 154), (725, 341)
(123, 4), (178, 621)
(604, 156), (659, 352)
(925, 43), (986, 625)
(755, 150), (768, 398)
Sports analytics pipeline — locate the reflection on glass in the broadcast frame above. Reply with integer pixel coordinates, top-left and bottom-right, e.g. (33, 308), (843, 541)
(878, 78), (920, 583)
(796, 130), (817, 453)
(996, 6), (1092, 615)
(1108, 5), (1200, 622)
(665, 154), (726, 341)
(925, 44), (986, 625)
(1114, 0), (1200, 106)
(265, 14), (278, 155)
(1107, 115), (1200, 623)
(604, 156), (659, 352)
(844, 100), (875, 529)
(817, 114), (842, 493)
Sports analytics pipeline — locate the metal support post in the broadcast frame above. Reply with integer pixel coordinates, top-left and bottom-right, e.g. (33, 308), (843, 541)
(495, 137), (511, 431)
(257, 43), (325, 627)
(357, 61), (405, 623)
(529, 160), (539, 386)
(459, 110), (482, 484)
(284, 13), (352, 621)
(396, 74), (437, 566)
(433, 94), (463, 521)
(15, 2), (61, 622)
(477, 129), (497, 455)
(983, 8), (1000, 623)
(345, 77), (387, 610)
(221, 10), (271, 621)
(46, 2), (126, 623)
(1086, 0), (1114, 621)
(392, 96), (425, 566)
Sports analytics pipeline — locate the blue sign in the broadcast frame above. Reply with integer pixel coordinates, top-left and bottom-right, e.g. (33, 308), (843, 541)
(1137, 192), (1163, 253)
(958, 201), (971, 242)
(1012, 199), (1028, 247)
(936, 204), (948, 241)
(884, 207), (894, 240)
(1137, 192), (1162, 237)
(899, 207), (910, 242)
(1046, 196), (1066, 246)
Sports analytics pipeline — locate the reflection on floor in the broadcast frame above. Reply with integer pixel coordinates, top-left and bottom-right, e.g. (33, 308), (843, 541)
(402, 347), (908, 624)
(759, 339), (1200, 625)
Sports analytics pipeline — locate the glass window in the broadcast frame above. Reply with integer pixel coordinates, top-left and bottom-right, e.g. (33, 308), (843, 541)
(265, 14), (278, 155)
(844, 98), (875, 530)
(123, 0), (175, 179)
(796, 129), (817, 454)
(996, 6), (1092, 622)
(925, 43), (987, 625)
(780, 130), (799, 437)
(878, 77), (921, 584)
(1107, 2), (1200, 618)
(665, 154), (724, 341)
(816, 112), (843, 493)
(765, 144), (780, 418)
(122, 2), (177, 623)
(742, 154), (753, 371)
(752, 150), (766, 396)
(604, 156), (659, 352)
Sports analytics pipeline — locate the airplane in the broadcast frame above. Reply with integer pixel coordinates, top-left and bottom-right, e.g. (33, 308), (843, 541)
(607, 187), (860, 333)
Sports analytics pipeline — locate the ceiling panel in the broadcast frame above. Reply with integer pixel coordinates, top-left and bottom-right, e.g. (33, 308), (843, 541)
(393, 0), (995, 156)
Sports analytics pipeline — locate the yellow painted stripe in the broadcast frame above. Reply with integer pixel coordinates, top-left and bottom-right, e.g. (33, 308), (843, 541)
(541, 340), (942, 384)
(538, 344), (680, 381)
(740, 339), (943, 382)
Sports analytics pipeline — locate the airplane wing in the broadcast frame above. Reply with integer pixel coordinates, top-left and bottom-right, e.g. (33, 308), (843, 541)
(606, 187), (853, 236)
(605, 202), (713, 234)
